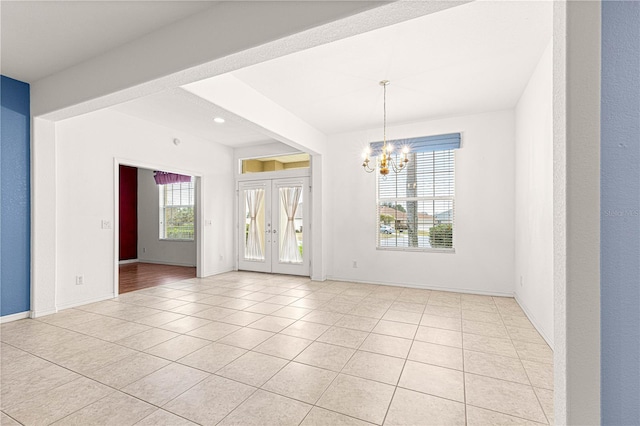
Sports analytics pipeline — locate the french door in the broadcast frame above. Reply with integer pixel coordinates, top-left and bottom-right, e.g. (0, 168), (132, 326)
(238, 177), (309, 276)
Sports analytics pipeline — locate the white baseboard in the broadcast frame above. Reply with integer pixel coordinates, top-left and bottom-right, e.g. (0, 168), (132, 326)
(200, 266), (234, 278)
(1, 311), (31, 323)
(326, 275), (514, 298)
(55, 293), (116, 311)
(119, 259), (139, 265)
(136, 259), (196, 267)
(31, 307), (58, 318)
(514, 294), (554, 349)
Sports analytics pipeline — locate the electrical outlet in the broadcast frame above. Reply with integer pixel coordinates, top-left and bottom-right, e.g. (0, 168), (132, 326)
(352, 260), (358, 268)
(520, 275), (524, 287)
(142, 247), (146, 253)
(219, 255), (224, 261)
(75, 275), (84, 285)
(101, 220), (112, 229)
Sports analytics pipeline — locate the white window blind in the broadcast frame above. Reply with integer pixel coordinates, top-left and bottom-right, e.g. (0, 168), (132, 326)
(377, 150), (455, 250)
(159, 179), (195, 240)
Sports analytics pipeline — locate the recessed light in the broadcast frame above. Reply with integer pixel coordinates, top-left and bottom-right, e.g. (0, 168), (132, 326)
(214, 117), (225, 124)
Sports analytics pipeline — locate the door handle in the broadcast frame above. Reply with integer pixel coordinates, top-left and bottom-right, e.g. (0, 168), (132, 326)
(273, 229), (277, 234)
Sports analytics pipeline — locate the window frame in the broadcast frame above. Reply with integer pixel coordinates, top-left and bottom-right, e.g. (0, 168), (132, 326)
(376, 149), (456, 253)
(158, 179), (196, 242)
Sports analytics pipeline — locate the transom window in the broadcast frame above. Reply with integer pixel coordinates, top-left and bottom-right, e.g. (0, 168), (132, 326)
(159, 179), (195, 240)
(376, 135), (458, 251)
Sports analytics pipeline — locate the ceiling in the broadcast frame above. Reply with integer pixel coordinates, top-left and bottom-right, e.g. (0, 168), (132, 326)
(124, 1), (553, 147)
(2, 1), (552, 148)
(112, 88), (272, 148)
(222, 0), (552, 135)
(0, 1), (218, 82)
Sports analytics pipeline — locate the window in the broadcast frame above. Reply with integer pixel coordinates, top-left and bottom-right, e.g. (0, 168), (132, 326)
(159, 179), (195, 240)
(377, 149), (455, 251)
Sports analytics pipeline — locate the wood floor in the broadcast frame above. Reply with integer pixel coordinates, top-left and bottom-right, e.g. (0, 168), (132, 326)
(118, 262), (196, 294)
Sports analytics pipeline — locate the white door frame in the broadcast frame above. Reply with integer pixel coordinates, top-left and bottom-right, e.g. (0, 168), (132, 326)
(112, 158), (204, 296)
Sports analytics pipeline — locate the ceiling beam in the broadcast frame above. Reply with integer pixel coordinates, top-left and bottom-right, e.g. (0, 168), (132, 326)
(33, 1), (471, 120)
(184, 75), (327, 155)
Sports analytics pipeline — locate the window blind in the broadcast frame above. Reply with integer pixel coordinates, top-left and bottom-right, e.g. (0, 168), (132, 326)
(377, 149), (455, 250)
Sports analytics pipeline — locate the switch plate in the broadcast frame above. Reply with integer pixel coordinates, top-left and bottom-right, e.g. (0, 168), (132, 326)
(101, 220), (112, 229)
(75, 275), (84, 285)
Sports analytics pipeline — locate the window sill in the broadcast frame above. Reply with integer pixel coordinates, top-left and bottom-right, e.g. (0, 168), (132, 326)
(376, 247), (455, 254)
(159, 238), (195, 242)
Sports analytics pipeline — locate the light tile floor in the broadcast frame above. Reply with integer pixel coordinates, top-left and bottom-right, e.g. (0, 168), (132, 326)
(1, 272), (554, 425)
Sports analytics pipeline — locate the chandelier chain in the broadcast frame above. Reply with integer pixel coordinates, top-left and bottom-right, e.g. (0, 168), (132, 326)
(383, 82), (387, 145)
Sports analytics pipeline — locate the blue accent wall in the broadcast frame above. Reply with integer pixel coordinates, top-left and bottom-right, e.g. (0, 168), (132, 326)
(601, 1), (640, 424)
(1, 75), (31, 317)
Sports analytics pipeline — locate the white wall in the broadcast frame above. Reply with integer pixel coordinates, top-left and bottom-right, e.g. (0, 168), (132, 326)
(515, 41), (554, 346)
(55, 109), (234, 309)
(326, 110), (516, 295)
(137, 168), (197, 267)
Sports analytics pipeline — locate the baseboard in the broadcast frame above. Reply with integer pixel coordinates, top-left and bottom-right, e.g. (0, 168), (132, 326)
(1, 311), (31, 323)
(136, 259), (196, 267)
(514, 294), (554, 349)
(119, 259), (139, 265)
(55, 293), (115, 312)
(326, 275), (514, 298)
(31, 307), (58, 318)
(201, 266), (234, 278)
(311, 273), (327, 282)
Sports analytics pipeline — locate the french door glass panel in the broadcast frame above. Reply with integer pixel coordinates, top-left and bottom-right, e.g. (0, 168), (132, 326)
(278, 186), (303, 264)
(238, 182), (271, 273)
(244, 187), (265, 261)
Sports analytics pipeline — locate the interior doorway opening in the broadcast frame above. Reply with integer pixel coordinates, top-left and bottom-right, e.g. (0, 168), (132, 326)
(116, 163), (200, 294)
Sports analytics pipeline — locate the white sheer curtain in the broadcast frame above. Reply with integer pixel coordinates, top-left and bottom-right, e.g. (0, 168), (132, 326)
(279, 186), (302, 263)
(245, 189), (264, 260)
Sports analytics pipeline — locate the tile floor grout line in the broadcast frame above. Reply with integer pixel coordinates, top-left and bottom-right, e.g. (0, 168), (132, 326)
(0, 410), (23, 426)
(493, 296), (551, 425)
(1, 338), (204, 426)
(212, 284), (353, 426)
(380, 290), (433, 426)
(208, 288), (367, 426)
(461, 297), (469, 426)
(464, 401), (551, 425)
(307, 290), (407, 425)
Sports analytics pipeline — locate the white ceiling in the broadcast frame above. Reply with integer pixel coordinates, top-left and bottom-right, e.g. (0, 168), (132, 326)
(112, 88), (273, 148)
(0, 1), (218, 82)
(225, 0), (552, 135)
(2, 1), (552, 148)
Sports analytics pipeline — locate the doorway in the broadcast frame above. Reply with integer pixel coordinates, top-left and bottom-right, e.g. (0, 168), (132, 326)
(238, 177), (309, 276)
(115, 162), (201, 294)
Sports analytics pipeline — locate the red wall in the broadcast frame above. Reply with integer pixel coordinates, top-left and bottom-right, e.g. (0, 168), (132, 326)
(119, 165), (138, 260)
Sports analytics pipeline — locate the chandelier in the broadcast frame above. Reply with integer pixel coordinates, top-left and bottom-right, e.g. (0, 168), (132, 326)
(362, 80), (409, 176)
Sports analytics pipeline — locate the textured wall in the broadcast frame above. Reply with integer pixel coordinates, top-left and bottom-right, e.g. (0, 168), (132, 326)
(1, 75), (31, 317)
(601, 1), (640, 424)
